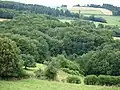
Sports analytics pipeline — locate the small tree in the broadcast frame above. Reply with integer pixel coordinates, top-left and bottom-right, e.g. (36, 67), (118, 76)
(0, 37), (22, 78)
(45, 58), (60, 80)
(21, 54), (36, 69)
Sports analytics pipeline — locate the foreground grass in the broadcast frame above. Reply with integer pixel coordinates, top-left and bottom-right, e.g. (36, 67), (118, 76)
(0, 79), (120, 90)
(0, 64), (119, 90)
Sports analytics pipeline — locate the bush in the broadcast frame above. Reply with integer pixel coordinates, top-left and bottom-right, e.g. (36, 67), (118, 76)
(98, 75), (120, 86)
(84, 75), (120, 86)
(67, 76), (81, 84)
(84, 75), (98, 85)
(62, 68), (80, 76)
(0, 37), (22, 78)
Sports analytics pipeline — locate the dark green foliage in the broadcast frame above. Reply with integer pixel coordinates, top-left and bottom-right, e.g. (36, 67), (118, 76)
(0, 37), (22, 78)
(84, 75), (98, 85)
(84, 75), (120, 86)
(0, 8), (28, 19)
(21, 54), (36, 69)
(0, 13), (119, 78)
(66, 76), (81, 84)
(0, 1), (79, 18)
(47, 26), (112, 56)
(78, 43), (120, 76)
(98, 75), (120, 86)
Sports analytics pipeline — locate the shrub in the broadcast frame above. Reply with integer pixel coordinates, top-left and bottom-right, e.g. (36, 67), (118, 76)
(0, 37), (22, 78)
(98, 75), (120, 86)
(84, 75), (120, 86)
(62, 68), (80, 76)
(84, 75), (98, 85)
(45, 59), (60, 80)
(67, 76), (81, 84)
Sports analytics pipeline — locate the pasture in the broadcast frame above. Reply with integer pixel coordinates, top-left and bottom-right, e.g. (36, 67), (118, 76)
(0, 79), (120, 90)
(97, 15), (120, 25)
(69, 7), (113, 15)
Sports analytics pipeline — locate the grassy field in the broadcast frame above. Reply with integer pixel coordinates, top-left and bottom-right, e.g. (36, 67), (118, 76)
(0, 79), (120, 90)
(69, 7), (112, 16)
(68, 7), (120, 26)
(95, 15), (120, 26)
(60, 15), (120, 26)
(80, 10), (103, 15)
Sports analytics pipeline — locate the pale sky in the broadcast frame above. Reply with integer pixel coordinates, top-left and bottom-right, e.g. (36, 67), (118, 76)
(4, 0), (120, 7)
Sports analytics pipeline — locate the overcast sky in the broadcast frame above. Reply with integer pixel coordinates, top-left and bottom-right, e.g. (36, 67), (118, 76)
(4, 0), (120, 7)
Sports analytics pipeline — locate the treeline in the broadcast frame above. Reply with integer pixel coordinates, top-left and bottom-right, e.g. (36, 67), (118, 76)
(0, 8), (28, 19)
(0, 1), (79, 18)
(88, 4), (120, 16)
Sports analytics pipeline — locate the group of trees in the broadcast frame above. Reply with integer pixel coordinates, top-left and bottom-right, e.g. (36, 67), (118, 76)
(0, 1), (79, 19)
(78, 42), (120, 76)
(0, 12), (120, 79)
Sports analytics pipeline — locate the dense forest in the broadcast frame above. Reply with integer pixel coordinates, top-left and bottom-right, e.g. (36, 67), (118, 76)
(0, 14), (120, 77)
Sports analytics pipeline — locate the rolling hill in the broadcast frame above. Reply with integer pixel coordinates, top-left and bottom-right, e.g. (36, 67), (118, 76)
(69, 7), (113, 15)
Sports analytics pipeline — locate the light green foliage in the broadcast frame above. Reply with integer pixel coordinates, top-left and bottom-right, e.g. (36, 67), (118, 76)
(45, 59), (60, 80)
(66, 76), (81, 84)
(34, 59), (60, 80)
(34, 68), (46, 80)
(55, 55), (79, 70)
(62, 68), (81, 76)
(0, 37), (22, 77)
